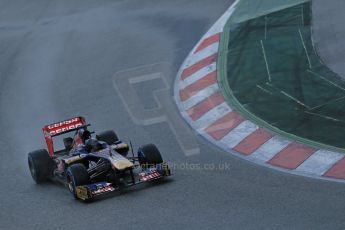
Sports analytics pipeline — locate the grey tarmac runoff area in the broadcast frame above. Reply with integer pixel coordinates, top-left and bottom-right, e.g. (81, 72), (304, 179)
(313, 0), (345, 78)
(1, 0), (345, 230)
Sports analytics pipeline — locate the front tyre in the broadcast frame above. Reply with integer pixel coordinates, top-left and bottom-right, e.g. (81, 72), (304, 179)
(28, 149), (54, 184)
(66, 163), (90, 199)
(96, 130), (119, 145)
(138, 144), (163, 167)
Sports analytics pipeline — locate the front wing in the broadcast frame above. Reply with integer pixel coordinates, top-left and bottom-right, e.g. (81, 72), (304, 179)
(75, 165), (171, 200)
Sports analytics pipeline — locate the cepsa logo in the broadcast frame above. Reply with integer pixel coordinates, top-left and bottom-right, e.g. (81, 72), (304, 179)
(47, 118), (83, 135)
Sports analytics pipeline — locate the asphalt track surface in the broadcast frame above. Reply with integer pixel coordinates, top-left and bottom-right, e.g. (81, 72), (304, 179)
(312, 0), (345, 78)
(1, 1), (345, 229)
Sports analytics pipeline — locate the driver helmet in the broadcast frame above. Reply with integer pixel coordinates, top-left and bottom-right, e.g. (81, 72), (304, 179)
(85, 138), (103, 153)
(79, 128), (91, 143)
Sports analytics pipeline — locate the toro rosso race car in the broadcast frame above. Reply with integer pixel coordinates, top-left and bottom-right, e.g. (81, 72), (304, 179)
(28, 117), (171, 200)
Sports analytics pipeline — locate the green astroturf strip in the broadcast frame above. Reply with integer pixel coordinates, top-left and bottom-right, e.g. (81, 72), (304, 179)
(218, 1), (345, 151)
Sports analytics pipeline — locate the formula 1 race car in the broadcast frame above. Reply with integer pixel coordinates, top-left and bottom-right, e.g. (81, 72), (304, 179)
(28, 117), (171, 200)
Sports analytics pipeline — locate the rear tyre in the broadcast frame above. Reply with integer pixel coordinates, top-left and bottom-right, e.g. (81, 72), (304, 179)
(28, 149), (54, 184)
(96, 130), (119, 145)
(66, 163), (90, 198)
(138, 144), (163, 167)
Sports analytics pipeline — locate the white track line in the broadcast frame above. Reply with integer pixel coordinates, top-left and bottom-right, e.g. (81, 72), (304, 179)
(281, 90), (311, 109)
(261, 40), (272, 82)
(180, 83), (220, 110)
(305, 111), (342, 122)
(301, 4), (304, 25)
(179, 63), (217, 90)
(248, 136), (291, 163)
(309, 95), (345, 111)
(307, 69), (345, 91)
(299, 29), (312, 69)
(296, 149), (344, 175)
(256, 84), (272, 94)
(220, 121), (258, 149)
(264, 16), (268, 39)
(128, 72), (161, 84)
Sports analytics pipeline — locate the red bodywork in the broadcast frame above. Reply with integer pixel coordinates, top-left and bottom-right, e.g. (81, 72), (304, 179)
(42, 117), (86, 157)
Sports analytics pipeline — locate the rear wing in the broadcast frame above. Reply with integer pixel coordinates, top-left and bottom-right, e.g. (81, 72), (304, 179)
(42, 117), (87, 156)
(43, 117), (86, 137)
